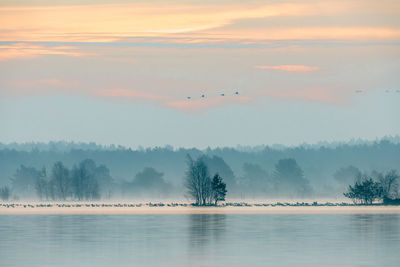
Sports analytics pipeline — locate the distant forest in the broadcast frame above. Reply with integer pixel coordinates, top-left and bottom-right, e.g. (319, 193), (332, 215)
(0, 138), (399, 200)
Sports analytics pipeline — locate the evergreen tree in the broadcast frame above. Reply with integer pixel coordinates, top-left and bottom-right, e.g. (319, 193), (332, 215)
(211, 173), (227, 205)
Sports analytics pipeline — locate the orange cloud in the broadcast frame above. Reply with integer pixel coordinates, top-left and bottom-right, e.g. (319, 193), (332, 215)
(0, 3), (314, 41)
(255, 65), (319, 72)
(1, 1), (399, 43)
(208, 27), (400, 42)
(0, 43), (86, 61)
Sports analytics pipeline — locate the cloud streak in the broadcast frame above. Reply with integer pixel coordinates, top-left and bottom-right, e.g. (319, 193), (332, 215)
(1, 1), (399, 44)
(255, 65), (319, 72)
(0, 43), (87, 61)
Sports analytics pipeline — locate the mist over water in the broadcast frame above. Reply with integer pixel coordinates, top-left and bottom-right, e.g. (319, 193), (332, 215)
(1, 214), (399, 267)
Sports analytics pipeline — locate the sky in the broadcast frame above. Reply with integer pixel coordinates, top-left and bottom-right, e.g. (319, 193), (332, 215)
(0, 0), (399, 148)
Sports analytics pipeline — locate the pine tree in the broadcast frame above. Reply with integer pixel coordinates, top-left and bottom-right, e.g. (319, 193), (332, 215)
(211, 174), (227, 205)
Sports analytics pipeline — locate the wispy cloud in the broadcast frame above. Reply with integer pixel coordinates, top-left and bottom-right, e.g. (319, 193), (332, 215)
(1, 1), (399, 45)
(0, 76), (355, 110)
(255, 65), (319, 72)
(0, 43), (87, 61)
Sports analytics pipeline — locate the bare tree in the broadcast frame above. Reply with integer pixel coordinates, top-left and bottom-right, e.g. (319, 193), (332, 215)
(35, 167), (48, 200)
(185, 155), (212, 206)
(379, 170), (399, 200)
(52, 162), (70, 200)
(72, 159), (100, 200)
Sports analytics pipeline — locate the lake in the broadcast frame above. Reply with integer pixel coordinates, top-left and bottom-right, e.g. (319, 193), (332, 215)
(0, 214), (399, 266)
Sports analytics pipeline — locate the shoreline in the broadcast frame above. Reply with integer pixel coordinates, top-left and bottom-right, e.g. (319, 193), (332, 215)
(1, 202), (400, 215)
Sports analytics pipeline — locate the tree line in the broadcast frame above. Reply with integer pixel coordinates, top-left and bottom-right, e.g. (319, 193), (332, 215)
(12, 159), (113, 201)
(1, 139), (399, 198)
(4, 159), (174, 201)
(1, 150), (399, 205)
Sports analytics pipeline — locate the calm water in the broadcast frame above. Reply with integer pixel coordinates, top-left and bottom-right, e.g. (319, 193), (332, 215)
(0, 214), (399, 267)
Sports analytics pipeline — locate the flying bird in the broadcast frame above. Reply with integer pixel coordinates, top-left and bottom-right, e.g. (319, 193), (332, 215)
(187, 96), (191, 100)
(221, 93), (225, 96)
(201, 94), (205, 98)
(355, 90), (363, 93)
(234, 91), (239, 95)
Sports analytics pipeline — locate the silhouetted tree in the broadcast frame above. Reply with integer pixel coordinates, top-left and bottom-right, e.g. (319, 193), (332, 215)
(94, 164), (114, 199)
(211, 174), (227, 205)
(378, 170), (399, 200)
(185, 155), (212, 205)
(0, 186), (10, 201)
(343, 176), (381, 204)
(35, 167), (49, 200)
(71, 159), (100, 200)
(51, 162), (70, 200)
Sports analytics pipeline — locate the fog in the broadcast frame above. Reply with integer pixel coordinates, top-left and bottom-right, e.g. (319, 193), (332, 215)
(1, 138), (399, 202)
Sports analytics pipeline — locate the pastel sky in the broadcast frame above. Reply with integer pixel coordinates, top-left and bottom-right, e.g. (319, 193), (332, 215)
(0, 0), (399, 148)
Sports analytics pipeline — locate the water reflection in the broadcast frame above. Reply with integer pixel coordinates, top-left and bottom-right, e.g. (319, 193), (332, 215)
(347, 214), (400, 242)
(1, 214), (400, 267)
(188, 214), (226, 248)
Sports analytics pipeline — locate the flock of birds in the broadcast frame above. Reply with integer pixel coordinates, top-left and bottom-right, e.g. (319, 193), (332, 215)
(185, 89), (399, 99)
(187, 91), (239, 100)
(186, 89), (399, 99)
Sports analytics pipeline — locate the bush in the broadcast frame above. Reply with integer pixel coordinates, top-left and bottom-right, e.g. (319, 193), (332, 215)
(343, 177), (381, 204)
